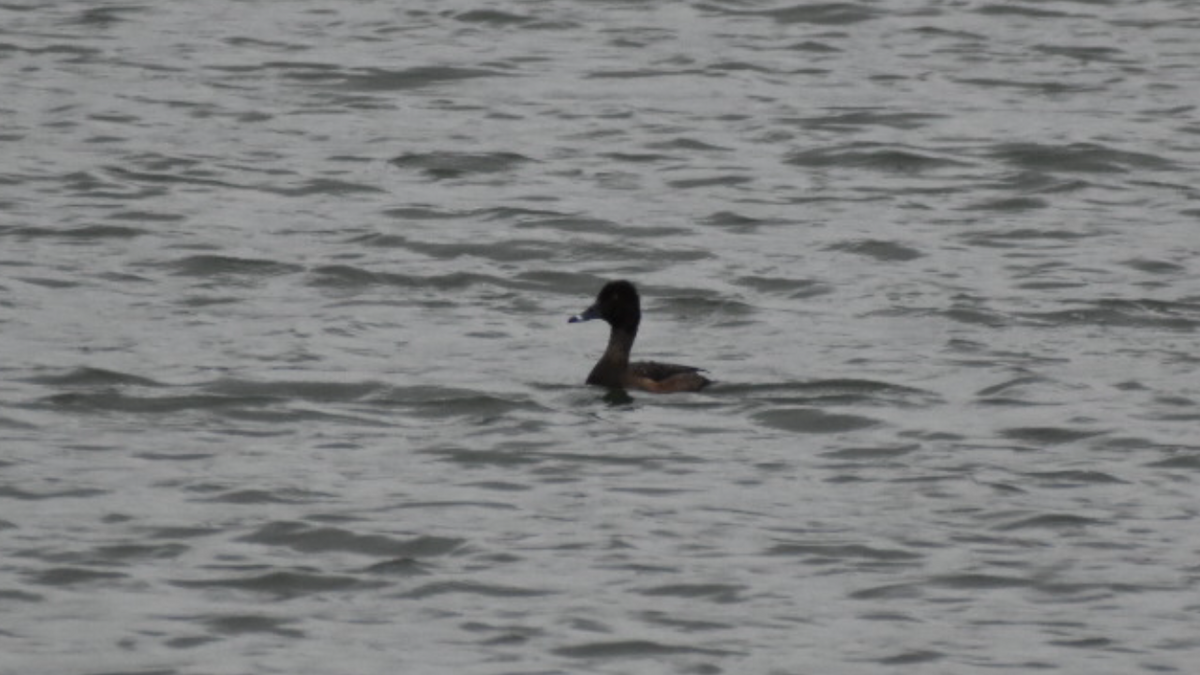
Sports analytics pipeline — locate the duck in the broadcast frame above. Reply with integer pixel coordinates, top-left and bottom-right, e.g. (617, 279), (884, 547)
(569, 280), (711, 393)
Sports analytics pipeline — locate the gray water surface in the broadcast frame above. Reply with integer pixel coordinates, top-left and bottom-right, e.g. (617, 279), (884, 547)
(3, 1), (1200, 673)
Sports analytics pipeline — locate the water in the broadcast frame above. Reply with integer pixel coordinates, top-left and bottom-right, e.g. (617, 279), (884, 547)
(2, 1), (1199, 673)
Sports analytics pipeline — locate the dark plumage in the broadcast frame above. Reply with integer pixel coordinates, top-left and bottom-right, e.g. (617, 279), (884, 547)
(569, 280), (711, 393)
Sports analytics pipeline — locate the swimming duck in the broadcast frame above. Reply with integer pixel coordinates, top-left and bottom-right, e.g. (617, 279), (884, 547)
(569, 280), (711, 393)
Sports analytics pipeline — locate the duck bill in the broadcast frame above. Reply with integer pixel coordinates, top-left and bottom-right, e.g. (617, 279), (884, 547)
(569, 305), (600, 323)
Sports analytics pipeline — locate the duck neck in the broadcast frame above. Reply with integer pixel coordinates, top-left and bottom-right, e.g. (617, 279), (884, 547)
(602, 325), (637, 368)
(587, 323), (638, 387)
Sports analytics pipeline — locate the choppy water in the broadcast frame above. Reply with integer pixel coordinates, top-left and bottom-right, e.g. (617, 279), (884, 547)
(3, 1), (1200, 673)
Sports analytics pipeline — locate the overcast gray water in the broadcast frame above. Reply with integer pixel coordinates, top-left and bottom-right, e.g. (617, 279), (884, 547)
(3, 1), (1200, 673)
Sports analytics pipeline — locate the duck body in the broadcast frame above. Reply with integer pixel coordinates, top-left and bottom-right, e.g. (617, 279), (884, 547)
(570, 280), (711, 393)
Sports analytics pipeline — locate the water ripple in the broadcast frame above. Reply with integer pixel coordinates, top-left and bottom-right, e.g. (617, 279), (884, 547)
(171, 570), (381, 599)
(786, 143), (969, 173)
(553, 639), (737, 658)
(390, 151), (533, 179)
(239, 521), (465, 557)
(988, 142), (1178, 174)
(753, 408), (881, 434)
